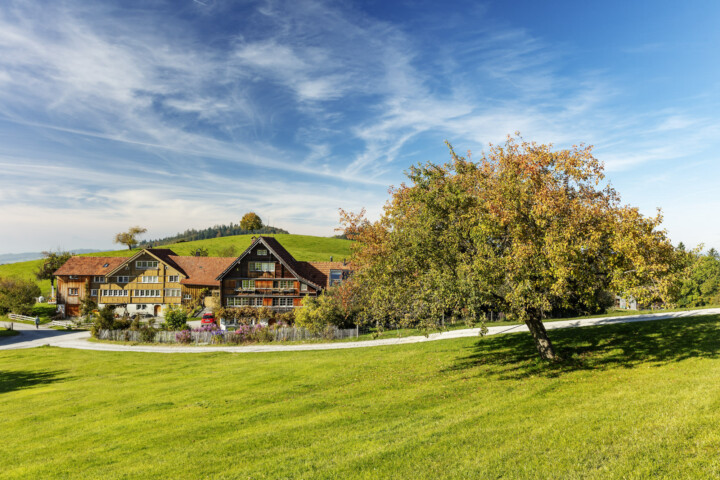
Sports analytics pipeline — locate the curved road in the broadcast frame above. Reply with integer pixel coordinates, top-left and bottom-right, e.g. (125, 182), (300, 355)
(2, 308), (720, 354)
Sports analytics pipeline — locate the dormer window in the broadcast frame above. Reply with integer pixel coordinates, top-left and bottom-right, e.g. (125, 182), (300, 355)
(329, 270), (343, 286)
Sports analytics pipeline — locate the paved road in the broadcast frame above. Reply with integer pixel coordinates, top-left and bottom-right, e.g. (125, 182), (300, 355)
(2, 308), (719, 354)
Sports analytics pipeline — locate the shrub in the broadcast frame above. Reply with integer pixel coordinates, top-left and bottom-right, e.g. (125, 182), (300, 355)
(0, 277), (41, 316)
(90, 306), (117, 337)
(175, 329), (192, 344)
(139, 324), (157, 343)
(164, 305), (189, 330)
(295, 295), (342, 334)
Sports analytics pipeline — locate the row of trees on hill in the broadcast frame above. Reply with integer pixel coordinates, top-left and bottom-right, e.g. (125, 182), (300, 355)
(136, 213), (287, 247)
(108, 214), (287, 250)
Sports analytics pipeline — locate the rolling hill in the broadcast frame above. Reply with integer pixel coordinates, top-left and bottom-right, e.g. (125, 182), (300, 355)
(0, 234), (353, 296)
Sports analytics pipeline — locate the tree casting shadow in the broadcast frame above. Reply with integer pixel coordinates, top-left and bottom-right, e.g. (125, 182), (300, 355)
(449, 315), (720, 380)
(0, 369), (68, 394)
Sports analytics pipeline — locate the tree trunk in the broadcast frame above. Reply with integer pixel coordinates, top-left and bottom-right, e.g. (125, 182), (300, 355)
(525, 314), (558, 361)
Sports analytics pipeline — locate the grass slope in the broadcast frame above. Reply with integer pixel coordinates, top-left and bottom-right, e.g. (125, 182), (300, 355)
(2, 316), (720, 479)
(0, 234), (352, 296)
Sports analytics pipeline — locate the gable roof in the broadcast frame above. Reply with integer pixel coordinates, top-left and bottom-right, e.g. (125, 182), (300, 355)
(215, 236), (324, 290)
(106, 248), (185, 277)
(170, 256), (236, 287)
(53, 257), (126, 276)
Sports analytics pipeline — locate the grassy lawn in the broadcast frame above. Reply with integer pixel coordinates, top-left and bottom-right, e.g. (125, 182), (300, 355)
(0, 304), (58, 326)
(3, 316), (720, 478)
(0, 327), (19, 337)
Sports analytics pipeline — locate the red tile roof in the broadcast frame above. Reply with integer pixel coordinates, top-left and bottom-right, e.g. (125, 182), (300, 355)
(53, 257), (125, 276)
(170, 256), (236, 287)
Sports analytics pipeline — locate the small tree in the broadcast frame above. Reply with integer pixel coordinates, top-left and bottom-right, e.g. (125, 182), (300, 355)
(240, 212), (263, 231)
(164, 305), (189, 330)
(114, 226), (147, 250)
(35, 251), (71, 291)
(295, 295), (343, 333)
(190, 246), (209, 257)
(0, 277), (41, 316)
(79, 293), (98, 320)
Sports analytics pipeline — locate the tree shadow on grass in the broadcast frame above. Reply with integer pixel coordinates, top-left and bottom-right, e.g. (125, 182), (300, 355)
(0, 369), (68, 394)
(448, 315), (720, 380)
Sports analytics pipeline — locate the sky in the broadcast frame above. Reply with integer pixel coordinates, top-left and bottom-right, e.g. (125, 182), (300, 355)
(1, 0), (720, 254)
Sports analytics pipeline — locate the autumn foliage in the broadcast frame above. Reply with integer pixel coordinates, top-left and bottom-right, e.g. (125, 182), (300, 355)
(340, 135), (681, 361)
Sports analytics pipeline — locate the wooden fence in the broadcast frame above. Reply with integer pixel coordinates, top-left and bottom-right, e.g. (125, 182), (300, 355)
(8, 313), (35, 322)
(96, 326), (359, 345)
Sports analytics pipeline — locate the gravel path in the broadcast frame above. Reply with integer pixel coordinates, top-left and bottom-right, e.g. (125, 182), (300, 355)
(2, 308), (719, 354)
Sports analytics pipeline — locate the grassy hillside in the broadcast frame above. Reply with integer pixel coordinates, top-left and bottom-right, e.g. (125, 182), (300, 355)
(2, 316), (720, 478)
(0, 234), (353, 296)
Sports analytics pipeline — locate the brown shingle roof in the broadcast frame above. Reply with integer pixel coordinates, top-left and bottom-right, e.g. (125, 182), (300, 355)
(171, 256), (236, 287)
(53, 257), (125, 276)
(298, 261), (351, 288)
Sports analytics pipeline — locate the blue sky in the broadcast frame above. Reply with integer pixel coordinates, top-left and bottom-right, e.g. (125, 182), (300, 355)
(1, 0), (720, 254)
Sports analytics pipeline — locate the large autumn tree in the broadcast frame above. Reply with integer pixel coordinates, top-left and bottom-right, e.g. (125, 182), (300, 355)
(341, 136), (681, 361)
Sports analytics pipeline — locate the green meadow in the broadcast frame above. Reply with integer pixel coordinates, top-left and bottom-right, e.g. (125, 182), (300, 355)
(2, 315), (720, 479)
(0, 234), (353, 296)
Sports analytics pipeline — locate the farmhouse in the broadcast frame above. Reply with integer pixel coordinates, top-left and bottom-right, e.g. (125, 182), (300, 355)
(216, 236), (350, 310)
(52, 237), (350, 317)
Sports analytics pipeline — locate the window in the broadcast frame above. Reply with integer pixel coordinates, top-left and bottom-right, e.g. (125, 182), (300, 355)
(68, 288), (79, 296)
(257, 249), (268, 256)
(300, 283), (308, 292)
(276, 280), (294, 289)
(272, 297), (294, 306)
(183, 294), (192, 300)
(140, 276), (159, 283)
(249, 262), (275, 272)
(164, 289), (181, 297)
(116, 276), (130, 283)
(136, 260), (158, 269)
(93, 276), (105, 283)
(241, 280), (255, 290)
(227, 297), (259, 306)
(69, 275), (79, 280)
(329, 270), (343, 286)
(167, 275), (179, 283)
(91, 289), (98, 297)
(134, 290), (161, 297)
(101, 289), (128, 297)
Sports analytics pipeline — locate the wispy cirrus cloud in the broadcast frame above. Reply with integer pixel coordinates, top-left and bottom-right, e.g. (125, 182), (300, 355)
(1, 0), (720, 252)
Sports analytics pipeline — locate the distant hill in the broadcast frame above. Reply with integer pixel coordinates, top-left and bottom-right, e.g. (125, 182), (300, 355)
(0, 249), (103, 265)
(0, 234), (352, 297)
(139, 223), (288, 247)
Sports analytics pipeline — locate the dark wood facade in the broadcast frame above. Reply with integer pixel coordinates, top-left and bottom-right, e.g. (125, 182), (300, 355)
(219, 241), (319, 309)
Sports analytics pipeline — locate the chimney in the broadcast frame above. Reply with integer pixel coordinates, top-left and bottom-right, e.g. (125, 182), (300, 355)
(330, 256), (333, 262)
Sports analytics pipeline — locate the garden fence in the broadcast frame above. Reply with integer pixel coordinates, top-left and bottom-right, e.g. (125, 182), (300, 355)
(96, 325), (359, 345)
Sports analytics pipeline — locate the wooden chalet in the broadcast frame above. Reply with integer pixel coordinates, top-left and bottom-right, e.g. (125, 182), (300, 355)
(216, 236), (351, 311)
(52, 237), (351, 318)
(53, 249), (235, 317)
